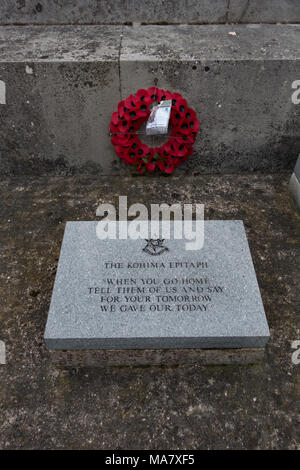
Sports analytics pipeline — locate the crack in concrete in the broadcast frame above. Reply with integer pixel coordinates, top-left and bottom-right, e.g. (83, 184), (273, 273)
(239, 0), (251, 22)
(226, 0), (231, 24)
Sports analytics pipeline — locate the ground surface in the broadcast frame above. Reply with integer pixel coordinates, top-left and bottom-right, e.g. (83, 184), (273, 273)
(0, 173), (299, 449)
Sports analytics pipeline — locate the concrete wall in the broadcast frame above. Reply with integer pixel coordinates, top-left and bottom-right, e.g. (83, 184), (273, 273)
(0, 24), (299, 175)
(121, 24), (300, 174)
(0, 1), (300, 25)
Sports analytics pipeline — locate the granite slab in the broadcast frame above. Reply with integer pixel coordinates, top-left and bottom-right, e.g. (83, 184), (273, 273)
(44, 221), (270, 350)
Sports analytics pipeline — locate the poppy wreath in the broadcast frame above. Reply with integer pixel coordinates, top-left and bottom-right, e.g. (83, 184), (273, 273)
(110, 87), (200, 174)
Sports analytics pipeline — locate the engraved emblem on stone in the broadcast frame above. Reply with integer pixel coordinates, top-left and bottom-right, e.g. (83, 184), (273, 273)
(143, 239), (169, 256)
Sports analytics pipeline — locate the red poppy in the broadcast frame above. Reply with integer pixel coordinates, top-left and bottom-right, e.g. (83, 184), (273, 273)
(117, 101), (126, 118)
(124, 94), (136, 109)
(177, 119), (191, 135)
(157, 159), (175, 174)
(146, 155), (156, 172)
(173, 96), (188, 116)
(172, 141), (188, 157)
(134, 100), (150, 119)
(146, 87), (160, 101)
(111, 134), (131, 146)
(136, 89), (151, 103)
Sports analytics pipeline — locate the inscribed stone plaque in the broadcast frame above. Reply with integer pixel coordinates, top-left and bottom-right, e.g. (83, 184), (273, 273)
(44, 221), (270, 350)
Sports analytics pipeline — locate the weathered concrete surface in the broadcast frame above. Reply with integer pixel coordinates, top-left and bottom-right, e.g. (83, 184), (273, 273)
(50, 348), (265, 366)
(0, 25), (123, 175)
(0, 173), (299, 449)
(0, 24), (300, 175)
(0, 0), (228, 25)
(229, 0), (300, 24)
(0, 0), (299, 25)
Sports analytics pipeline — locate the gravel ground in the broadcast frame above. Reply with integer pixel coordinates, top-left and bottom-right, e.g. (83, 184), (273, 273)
(0, 173), (299, 449)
